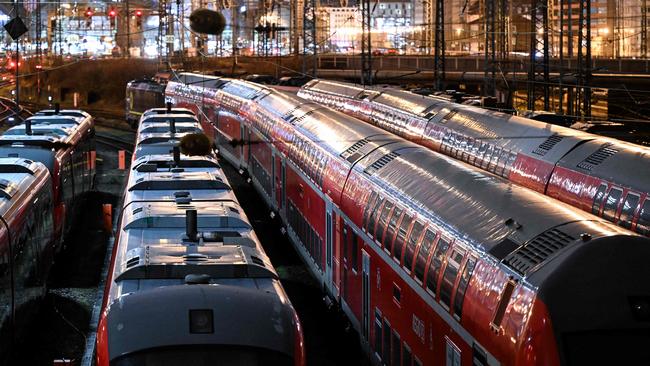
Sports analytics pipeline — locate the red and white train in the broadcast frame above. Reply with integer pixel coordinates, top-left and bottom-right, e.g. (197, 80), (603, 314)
(96, 108), (304, 366)
(0, 109), (95, 363)
(298, 79), (650, 236)
(167, 73), (650, 366)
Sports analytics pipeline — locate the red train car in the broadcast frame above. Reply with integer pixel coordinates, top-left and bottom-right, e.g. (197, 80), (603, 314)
(96, 107), (304, 366)
(0, 158), (54, 363)
(167, 73), (650, 365)
(0, 113), (95, 241)
(298, 80), (650, 236)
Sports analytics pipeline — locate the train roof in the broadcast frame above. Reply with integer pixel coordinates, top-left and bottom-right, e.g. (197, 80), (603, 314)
(125, 169), (232, 203)
(25, 115), (84, 125)
(34, 109), (91, 118)
(136, 131), (194, 145)
(132, 154), (220, 172)
(127, 170), (230, 191)
(140, 114), (199, 124)
(138, 124), (202, 135)
(142, 107), (195, 117)
(4, 124), (74, 138)
(267, 87), (636, 283)
(0, 157), (49, 213)
(105, 283), (296, 363)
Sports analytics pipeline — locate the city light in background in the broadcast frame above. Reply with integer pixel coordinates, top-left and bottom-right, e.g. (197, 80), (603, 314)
(0, 0), (646, 59)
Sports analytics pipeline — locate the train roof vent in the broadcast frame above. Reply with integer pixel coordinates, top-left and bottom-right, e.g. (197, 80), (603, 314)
(576, 143), (618, 171)
(365, 152), (400, 175)
(503, 229), (575, 275)
(341, 139), (369, 162)
(532, 135), (563, 156)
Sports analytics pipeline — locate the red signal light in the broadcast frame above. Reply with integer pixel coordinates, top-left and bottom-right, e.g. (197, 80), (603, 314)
(135, 10), (142, 17)
(109, 9), (116, 17)
(85, 7), (93, 17)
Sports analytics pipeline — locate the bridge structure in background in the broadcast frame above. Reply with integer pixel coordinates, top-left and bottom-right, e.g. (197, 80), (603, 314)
(316, 55), (650, 88)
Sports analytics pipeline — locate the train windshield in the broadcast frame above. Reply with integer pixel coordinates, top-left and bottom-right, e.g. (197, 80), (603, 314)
(111, 346), (293, 366)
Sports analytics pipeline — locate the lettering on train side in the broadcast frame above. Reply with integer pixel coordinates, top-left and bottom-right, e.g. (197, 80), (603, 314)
(412, 314), (425, 343)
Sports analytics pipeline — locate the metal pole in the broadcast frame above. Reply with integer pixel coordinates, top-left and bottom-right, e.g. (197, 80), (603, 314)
(14, 37), (19, 108)
(126, 0), (131, 57)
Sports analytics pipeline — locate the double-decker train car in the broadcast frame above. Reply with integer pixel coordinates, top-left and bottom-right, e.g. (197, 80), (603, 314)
(96, 108), (304, 366)
(298, 80), (650, 236)
(0, 113), (95, 241)
(167, 73), (650, 365)
(0, 158), (54, 363)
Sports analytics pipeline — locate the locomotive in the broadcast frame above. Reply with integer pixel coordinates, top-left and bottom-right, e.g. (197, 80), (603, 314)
(298, 79), (650, 237)
(96, 108), (304, 366)
(166, 73), (650, 365)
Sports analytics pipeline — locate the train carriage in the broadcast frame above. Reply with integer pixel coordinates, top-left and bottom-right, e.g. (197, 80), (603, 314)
(298, 79), (650, 236)
(167, 73), (650, 365)
(0, 113), (95, 242)
(0, 158), (54, 363)
(97, 106), (304, 366)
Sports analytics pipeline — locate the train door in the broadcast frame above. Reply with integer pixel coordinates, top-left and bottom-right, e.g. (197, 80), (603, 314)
(241, 125), (249, 168)
(362, 250), (370, 344)
(274, 155), (283, 211)
(325, 203), (333, 293)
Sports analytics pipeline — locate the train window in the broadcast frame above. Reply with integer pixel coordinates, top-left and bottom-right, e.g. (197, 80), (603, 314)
(383, 320), (391, 365)
(637, 199), (650, 236)
(404, 221), (425, 273)
(384, 207), (404, 253)
(374, 310), (383, 359)
(489, 147), (502, 173)
(393, 283), (401, 304)
(446, 338), (461, 366)
(426, 238), (451, 295)
(603, 187), (623, 221)
(592, 184), (608, 215)
(490, 279), (516, 332)
(393, 215), (413, 262)
(343, 227), (349, 263)
(482, 145), (494, 170)
(403, 344), (413, 366)
(351, 231), (359, 272)
(414, 230), (437, 283)
(375, 201), (394, 246)
(619, 193), (640, 229)
(367, 197), (385, 237)
(363, 192), (379, 228)
(392, 330), (401, 366)
(440, 249), (466, 309)
(473, 343), (489, 366)
(454, 257), (476, 319)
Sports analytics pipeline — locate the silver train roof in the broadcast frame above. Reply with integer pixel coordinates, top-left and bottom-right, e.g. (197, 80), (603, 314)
(132, 154), (220, 172)
(0, 157), (49, 215)
(302, 79), (650, 192)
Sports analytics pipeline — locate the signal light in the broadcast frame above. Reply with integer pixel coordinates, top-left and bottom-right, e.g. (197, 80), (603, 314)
(108, 7), (116, 28)
(85, 7), (93, 27)
(135, 10), (143, 29)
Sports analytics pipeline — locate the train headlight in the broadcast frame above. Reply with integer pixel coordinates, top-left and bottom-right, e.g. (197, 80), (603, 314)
(189, 309), (214, 334)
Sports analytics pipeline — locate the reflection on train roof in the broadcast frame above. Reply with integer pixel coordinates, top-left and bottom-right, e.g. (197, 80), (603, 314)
(142, 107), (195, 118)
(35, 109), (91, 118)
(4, 126), (72, 138)
(132, 154), (220, 172)
(140, 115), (199, 124)
(139, 124), (202, 135)
(25, 116), (83, 125)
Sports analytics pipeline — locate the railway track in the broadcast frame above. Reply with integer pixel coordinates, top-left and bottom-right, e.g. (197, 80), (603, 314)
(96, 132), (134, 154)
